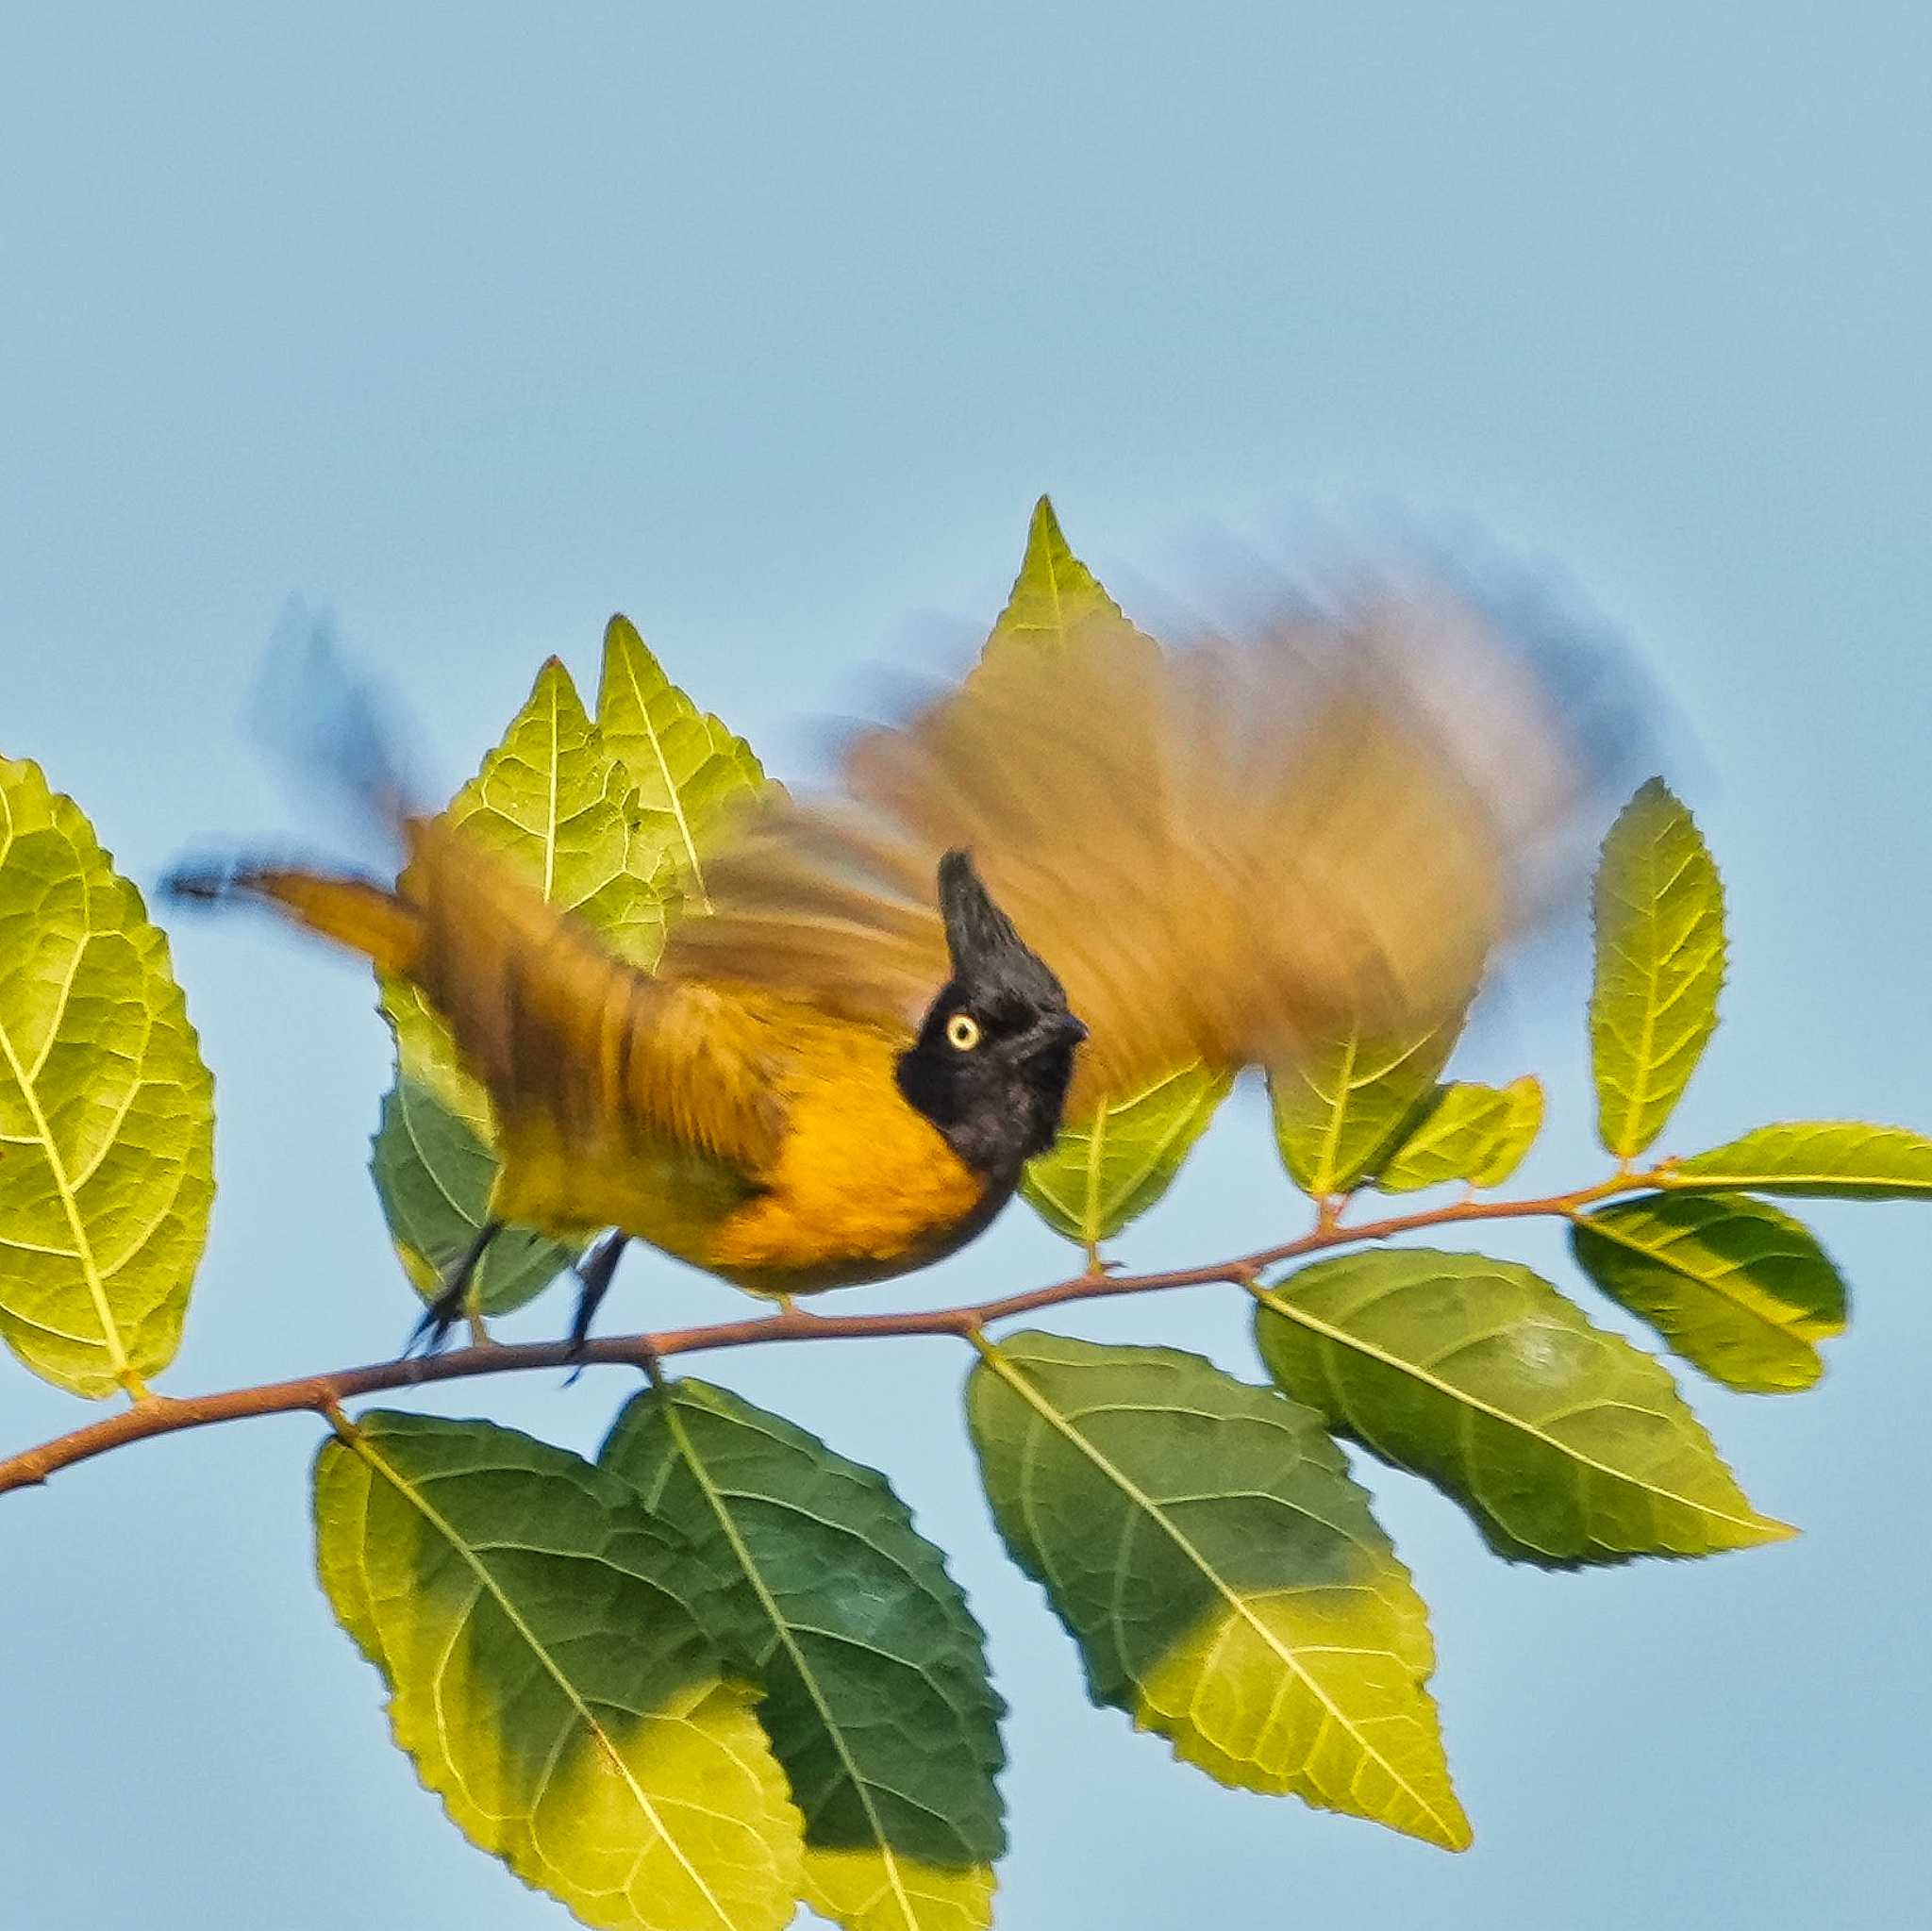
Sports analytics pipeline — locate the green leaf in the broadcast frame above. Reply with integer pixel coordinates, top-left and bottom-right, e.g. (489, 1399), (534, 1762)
(369, 657), (675, 1315)
(1268, 1012), (1462, 1197)
(966, 1333), (1469, 1851)
(1662, 1121), (1932, 1199)
(597, 616), (770, 916)
(604, 1381), (1006, 1931)
(371, 1079), (576, 1308)
(982, 495), (1141, 663)
(314, 1411), (803, 1931)
(1254, 1249), (1793, 1567)
(1589, 778), (1725, 1158)
(1572, 1193), (1846, 1393)
(1022, 1063), (1232, 1248)
(1374, 1076), (1543, 1193)
(441, 654), (674, 966)
(0, 756), (215, 1396)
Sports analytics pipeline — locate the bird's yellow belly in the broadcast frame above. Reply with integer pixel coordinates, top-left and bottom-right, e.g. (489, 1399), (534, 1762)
(700, 1092), (993, 1293)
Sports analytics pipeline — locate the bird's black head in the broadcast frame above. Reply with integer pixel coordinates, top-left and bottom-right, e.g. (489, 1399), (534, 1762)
(895, 851), (1087, 1176)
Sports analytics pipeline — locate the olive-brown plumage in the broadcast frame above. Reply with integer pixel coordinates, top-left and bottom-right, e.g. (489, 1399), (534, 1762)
(170, 568), (1608, 1351)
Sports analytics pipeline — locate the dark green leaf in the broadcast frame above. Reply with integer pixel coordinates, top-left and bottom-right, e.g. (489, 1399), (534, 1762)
(1254, 1248), (1793, 1566)
(605, 1381), (1005, 1931)
(370, 1079), (576, 1313)
(967, 1333), (1469, 1851)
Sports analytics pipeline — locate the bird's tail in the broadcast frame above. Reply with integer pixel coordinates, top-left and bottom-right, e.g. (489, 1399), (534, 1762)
(164, 858), (425, 978)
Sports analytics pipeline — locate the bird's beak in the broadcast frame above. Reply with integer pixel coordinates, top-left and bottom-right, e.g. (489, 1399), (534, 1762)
(1061, 1015), (1090, 1046)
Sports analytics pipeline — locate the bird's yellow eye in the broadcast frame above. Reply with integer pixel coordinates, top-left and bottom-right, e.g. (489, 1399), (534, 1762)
(945, 1011), (981, 1051)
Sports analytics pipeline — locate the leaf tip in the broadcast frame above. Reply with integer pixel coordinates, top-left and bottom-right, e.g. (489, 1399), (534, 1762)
(525, 653), (585, 709)
(602, 611), (644, 652)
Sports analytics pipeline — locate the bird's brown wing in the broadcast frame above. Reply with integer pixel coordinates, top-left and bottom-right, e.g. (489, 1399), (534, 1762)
(190, 819), (787, 1182)
(400, 817), (790, 1176)
(658, 581), (1600, 1115)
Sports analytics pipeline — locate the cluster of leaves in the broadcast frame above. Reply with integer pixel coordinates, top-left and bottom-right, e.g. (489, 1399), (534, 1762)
(3, 501), (1930, 1930)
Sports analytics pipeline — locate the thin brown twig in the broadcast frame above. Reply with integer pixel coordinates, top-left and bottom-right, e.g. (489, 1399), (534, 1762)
(0, 1168), (1651, 1498)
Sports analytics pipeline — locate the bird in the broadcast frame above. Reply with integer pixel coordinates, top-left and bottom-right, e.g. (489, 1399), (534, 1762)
(168, 559), (1622, 1356)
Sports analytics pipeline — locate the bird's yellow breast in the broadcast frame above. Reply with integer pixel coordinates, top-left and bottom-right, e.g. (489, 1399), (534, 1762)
(490, 998), (992, 1295)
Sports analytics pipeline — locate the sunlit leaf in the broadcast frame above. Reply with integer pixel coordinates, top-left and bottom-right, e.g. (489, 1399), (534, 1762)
(1590, 779), (1724, 1159)
(597, 616), (770, 915)
(370, 658), (675, 1315)
(1254, 1249), (1794, 1567)
(605, 1381), (1005, 1931)
(981, 495), (1145, 665)
(314, 1411), (803, 1931)
(1269, 1013), (1462, 1197)
(0, 756), (214, 1397)
(1022, 1063), (1232, 1248)
(967, 1333), (1469, 1851)
(1373, 1076), (1543, 1192)
(1572, 1193), (1845, 1392)
(1663, 1121), (1932, 1199)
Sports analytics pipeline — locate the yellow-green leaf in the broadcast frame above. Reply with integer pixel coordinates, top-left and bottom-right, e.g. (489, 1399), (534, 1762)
(597, 616), (770, 915)
(1662, 1121), (1932, 1199)
(1269, 1012), (1462, 1198)
(1374, 1076), (1543, 1192)
(442, 654), (673, 964)
(605, 1382), (1006, 1931)
(1022, 1063), (1232, 1248)
(981, 495), (1142, 665)
(1255, 1249), (1793, 1567)
(1572, 1193), (1846, 1392)
(369, 657), (675, 1315)
(1590, 778), (1724, 1158)
(967, 1333), (1469, 1852)
(314, 1411), (803, 1931)
(0, 756), (214, 1396)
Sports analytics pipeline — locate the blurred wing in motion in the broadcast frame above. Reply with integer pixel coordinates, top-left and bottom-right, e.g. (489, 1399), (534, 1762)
(660, 570), (1624, 1115)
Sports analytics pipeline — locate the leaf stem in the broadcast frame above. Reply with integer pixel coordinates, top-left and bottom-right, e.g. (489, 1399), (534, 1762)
(0, 1166), (1665, 1497)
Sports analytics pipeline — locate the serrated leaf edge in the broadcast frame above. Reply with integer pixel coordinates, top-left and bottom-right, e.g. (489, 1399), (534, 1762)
(342, 1423), (751, 1927)
(651, 1393), (942, 1931)
(974, 1340), (1466, 1847)
(602, 620), (717, 909)
(1251, 1278), (1794, 1550)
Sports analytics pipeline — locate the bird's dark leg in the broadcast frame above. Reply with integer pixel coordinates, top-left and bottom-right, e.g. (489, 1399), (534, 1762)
(564, 1232), (631, 1382)
(407, 1219), (504, 1357)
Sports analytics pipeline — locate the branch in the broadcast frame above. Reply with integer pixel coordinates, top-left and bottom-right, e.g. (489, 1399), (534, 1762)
(0, 1170), (1651, 1497)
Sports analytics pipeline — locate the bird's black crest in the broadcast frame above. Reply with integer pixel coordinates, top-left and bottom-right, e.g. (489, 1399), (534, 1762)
(938, 850), (1069, 1014)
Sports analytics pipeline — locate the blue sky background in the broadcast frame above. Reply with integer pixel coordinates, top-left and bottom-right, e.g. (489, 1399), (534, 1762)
(4, 6), (1929, 1926)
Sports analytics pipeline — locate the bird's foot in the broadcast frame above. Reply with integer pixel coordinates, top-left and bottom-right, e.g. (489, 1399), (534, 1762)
(563, 1233), (631, 1386)
(402, 1219), (504, 1362)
